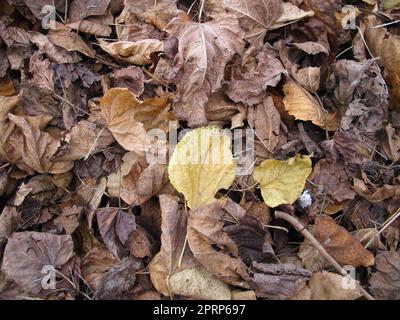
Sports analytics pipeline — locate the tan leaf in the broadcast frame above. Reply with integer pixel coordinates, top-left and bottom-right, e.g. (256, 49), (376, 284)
(283, 79), (338, 130)
(29, 32), (81, 64)
(166, 13), (244, 126)
(8, 114), (74, 174)
(81, 246), (118, 291)
(314, 215), (375, 267)
(295, 67), (321, 93)
(292, 271), (362, 300)
(188, 201), (250, 287)
(48, 26), (96, 58)
(98, 39), (163, 65)
(56, 120), (115, 161)
(100, 88), (150, 154)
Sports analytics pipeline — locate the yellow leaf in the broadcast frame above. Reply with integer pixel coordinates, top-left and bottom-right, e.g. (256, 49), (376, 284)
(253, 155), (312, 208)
(283, 80), (338, 131)
(168, 127), (236, 209)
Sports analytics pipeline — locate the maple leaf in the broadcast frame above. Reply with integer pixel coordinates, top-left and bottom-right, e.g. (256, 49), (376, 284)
(166, 13), (244, 127)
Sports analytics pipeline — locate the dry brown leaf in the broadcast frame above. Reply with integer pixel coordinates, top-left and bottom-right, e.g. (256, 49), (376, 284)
(314, 215), (375, 267)
(250, 262), (312, 300)
(1, 231), (75, 296)
(292, 271), (362, 300)
(57, 120), (115, 161)
(149, 195), (231, 299)
(283, 79), (337, 130)
(369, 250), (400, 300)
(98, 39), (163, 65)
(248, 96), (286, 154)
(81, 246), (118, 291)
(166, 13), (244, 126)
(100, 88), (150, 154)
(224, 0), (283, 41)
(188, 201), (250, 288)
(227, 51), (285, 106)
(48, 26), (96, 58)
(29, 32), (81, 64)
(8, 114), (74, 174)
(68, 0), (111, 22)
(96, 208), (136, 260)
(0, 206), (21, 248)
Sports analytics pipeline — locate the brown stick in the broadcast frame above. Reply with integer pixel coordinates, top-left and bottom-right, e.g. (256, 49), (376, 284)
(275, 211), (375, 301)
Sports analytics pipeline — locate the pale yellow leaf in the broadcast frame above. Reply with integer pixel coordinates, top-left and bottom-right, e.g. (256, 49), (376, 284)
(168, 127), (236, 209)
(253, 155), (312, 208)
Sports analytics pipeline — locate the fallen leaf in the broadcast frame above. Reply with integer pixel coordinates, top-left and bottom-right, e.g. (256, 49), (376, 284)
(253, 154), (312, 208)
(98, 39), (163, 65)
(81, 246), (118, 291)
(314, 215), (375, 267)
(1, 231), (75, 296)
(168, 127), (236, 210)
(94, 256), (142, 300)
(100, 88), (150, 154)
(283, 79), (337, 130)
(48, 26), (96, 58)
(250, 262), (312, 300)
(166, 13), (244, 126)
(188, 201), (250, 287)
(8, 114), (74, 174)
(96, 208), (136, 260)
(292, 271), (362, 300)
(369, 250), (400, 300)
(227, 51), (285, 106)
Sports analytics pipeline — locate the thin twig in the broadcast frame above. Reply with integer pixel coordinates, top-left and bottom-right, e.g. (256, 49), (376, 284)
(275, 211), (375, 301)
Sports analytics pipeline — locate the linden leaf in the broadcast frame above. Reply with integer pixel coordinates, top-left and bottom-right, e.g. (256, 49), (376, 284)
(168, 127), (236, 209)
(253, 155), (312, 208)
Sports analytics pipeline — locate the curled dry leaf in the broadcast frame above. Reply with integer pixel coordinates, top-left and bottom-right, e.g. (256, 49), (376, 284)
(248, 96), (286, 155)
(314, 215), (375, 268)
(100, 88), (149, 155)
(48, 26), (96, 58)
(57, 120), (115, 161)
(168, 127), (236, 210)
(0, 206), (21, 248)
(250, 262), (312, 300)
(149, 195), (231, 299)
(166, 13), (244, 127)
(81, 246), (118, 291)
(98, 39), (163, 65)
(227, 51), (285, 106)
(188, 201), (250, 288)
(253, 154), (312, 208)
(283, 79), (337, 131)
(8, 114), (74, 174)
(96, 208), (136, 260)
(369, 250), (400, 300)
